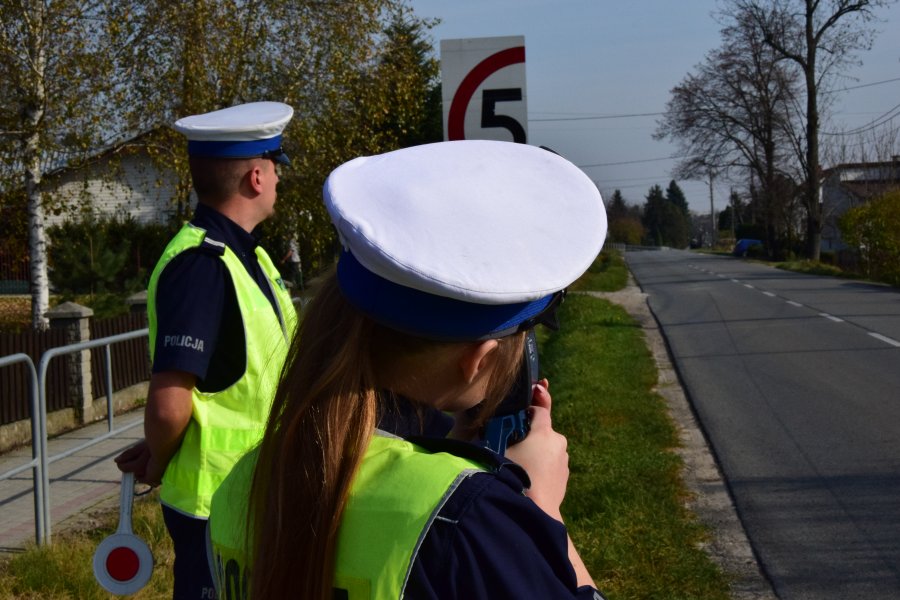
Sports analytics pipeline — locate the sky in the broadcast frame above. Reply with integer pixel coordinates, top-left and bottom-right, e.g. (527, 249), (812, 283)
(409, 0), (900, 215)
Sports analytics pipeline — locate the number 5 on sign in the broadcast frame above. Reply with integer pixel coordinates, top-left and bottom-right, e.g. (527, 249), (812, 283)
(441, 36), (528, 143)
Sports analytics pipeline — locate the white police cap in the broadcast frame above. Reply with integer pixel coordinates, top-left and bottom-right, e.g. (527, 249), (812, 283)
(173, 101), (293, 164)
(324, 140), (607, 340)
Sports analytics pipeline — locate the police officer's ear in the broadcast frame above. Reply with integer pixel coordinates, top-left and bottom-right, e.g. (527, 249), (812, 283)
(246, 161), (266, 196)
(458, 340), (500, 384)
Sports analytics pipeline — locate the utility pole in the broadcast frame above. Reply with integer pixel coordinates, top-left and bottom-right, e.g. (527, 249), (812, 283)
(730, 186), (736, 243)
(708, 170), (716, 248)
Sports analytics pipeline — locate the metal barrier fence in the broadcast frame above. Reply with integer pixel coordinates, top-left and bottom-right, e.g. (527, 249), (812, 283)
(0, 353), (43, 544)
(0, 328), (149, 545)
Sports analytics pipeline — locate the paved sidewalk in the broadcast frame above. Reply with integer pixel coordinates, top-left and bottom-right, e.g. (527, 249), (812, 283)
(0, 409), (143, 552)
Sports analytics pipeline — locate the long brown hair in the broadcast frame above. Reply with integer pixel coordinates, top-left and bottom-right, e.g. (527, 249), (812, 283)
(248, 273), (525, 599)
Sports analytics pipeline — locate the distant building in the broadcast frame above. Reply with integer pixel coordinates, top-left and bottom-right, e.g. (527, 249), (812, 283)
(0, 132), (190, 293)
(42, 131), (190, 227)
(820, 158), (900, 251)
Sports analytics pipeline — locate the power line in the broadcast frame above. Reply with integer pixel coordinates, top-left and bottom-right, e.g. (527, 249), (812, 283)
(530, 111), (664, 122)
(578, 155), (686, 168)
(528, 76), (900, 123)
(822, 101), (900, 136)
(824, 75), (900, 95)
(594, 174), (674, 184)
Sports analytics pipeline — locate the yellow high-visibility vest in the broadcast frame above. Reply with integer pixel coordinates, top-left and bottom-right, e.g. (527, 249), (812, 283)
(208, 433), (484, 599)
(147, 223), (297, 518)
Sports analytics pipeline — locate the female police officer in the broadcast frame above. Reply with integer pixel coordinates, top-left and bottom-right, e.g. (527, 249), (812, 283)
(208, 140), (608, 600)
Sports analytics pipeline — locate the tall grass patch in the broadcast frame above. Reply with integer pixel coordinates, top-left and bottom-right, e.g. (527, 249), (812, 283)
(570, 250), (629, 292)
(0, 493), (173, 599)
(546, 294), (730, 599)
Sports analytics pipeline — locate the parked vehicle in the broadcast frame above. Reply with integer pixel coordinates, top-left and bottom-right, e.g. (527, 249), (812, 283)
(732, 239), (763, 257)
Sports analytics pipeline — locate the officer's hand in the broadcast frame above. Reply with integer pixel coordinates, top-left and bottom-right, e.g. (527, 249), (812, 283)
(141, 454), (167, 488)
(505, 379), (569, 522)
(114, 440), (151, 479)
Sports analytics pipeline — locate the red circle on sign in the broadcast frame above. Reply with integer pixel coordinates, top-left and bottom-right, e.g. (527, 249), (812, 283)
(106, 546), (140, 582)
(447, 46), (525, 140)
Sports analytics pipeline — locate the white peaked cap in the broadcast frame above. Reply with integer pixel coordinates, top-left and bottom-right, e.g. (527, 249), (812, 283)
(173, 102), (294, 163)
(174, 102), (293, 141)
(324, 140), (607, 340)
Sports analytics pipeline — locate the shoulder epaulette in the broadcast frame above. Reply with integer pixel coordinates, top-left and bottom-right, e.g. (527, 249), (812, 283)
(198, 235), (226, 256)
(406, 435), (531, 487)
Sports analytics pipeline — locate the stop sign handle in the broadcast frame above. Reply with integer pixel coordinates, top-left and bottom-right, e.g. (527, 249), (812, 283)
(93, 472), (154, 595)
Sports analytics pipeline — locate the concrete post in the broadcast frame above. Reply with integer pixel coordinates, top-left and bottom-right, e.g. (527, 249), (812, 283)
(127, 290), (148, 323)
(45, 302), (93, 424)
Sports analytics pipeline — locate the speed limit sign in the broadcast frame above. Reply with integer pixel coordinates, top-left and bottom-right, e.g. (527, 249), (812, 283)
(440, 36), (528, 143)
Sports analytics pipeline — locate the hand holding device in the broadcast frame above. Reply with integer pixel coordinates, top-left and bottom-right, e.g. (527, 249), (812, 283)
(483, 329), (539, 455)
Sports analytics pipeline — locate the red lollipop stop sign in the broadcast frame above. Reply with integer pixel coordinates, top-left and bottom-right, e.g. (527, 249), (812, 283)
(93, 472), (153, 594)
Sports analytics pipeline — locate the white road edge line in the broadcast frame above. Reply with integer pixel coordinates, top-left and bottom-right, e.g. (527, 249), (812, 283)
(819, 313), (844, 323)
(763, 292), (776, 297)
(868, 332), (900, 348)
(744, 284), (754, 289)
(786, 301), (803, 308)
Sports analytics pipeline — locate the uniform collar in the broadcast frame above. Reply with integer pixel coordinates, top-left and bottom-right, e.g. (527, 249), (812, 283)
(191, 203), (260, 258)
(377, 393), (454, 439)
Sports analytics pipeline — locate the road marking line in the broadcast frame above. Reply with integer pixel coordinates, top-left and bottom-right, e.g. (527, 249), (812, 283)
(868, 332), (900, 347)
(763, 292), (776, 297)
(786, 301), (803, 307)
(819, 313), (844, 323)
(744, 284), (754, 289)
(717, 274), (725, 278)
(731, 279), (740, 283)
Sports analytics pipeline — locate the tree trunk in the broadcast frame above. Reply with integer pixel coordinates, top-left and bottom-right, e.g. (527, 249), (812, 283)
(26, 145), (49, 330)
(25, 2), (49, 330)
(804, 0), (822, 261)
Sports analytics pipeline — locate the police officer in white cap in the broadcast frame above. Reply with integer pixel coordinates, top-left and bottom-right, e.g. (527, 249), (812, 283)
(207, 140), (609, 600)
(115, 102), (298, 599)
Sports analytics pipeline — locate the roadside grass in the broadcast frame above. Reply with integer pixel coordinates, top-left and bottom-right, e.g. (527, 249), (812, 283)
(569, 250), (630, 292)
(0, 251), (729, 599)
(545, 294), (731, 599)
(775, 259), (846, 278)
(0, 492), (173, 599)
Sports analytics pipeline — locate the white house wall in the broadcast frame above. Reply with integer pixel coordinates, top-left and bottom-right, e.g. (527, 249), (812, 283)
(821, 162), (900, 252)
(44, 153), (188, 227)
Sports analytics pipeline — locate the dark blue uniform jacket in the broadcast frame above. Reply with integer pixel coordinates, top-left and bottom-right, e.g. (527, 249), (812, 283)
(379, 401), (605, 600)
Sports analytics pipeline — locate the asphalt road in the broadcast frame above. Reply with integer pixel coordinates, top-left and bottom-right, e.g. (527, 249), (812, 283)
(625, 249), (900, 600)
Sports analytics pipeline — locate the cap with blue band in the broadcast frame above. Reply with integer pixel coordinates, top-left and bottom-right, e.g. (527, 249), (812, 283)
(174, 102), (293, 165)
(337, 249), (559, 341)
(324, 140), (607, 341)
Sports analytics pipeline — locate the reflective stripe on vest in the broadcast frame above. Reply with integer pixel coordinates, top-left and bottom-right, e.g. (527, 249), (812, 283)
(208, 433), (485, 599)
(147, 223), (298, 517)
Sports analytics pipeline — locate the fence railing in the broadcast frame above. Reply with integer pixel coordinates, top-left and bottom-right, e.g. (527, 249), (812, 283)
(0, 353), (44, 544)
(0, 328), (148, 545)
(1, 309), (149, 428)
(1, 327), (70, 423)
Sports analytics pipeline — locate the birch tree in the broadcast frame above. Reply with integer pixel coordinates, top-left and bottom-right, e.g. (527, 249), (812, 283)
(0, 0), (143, 329)
(2, 0), (437, 325)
